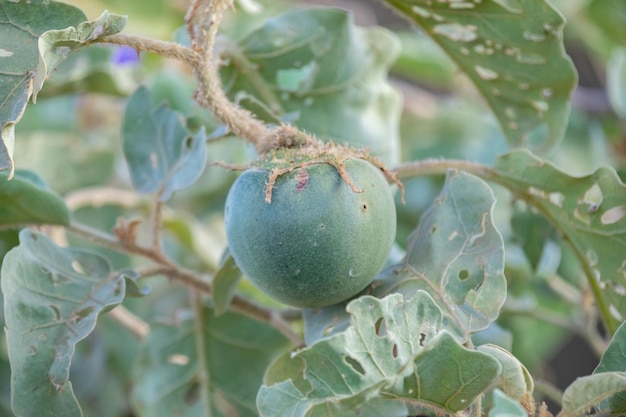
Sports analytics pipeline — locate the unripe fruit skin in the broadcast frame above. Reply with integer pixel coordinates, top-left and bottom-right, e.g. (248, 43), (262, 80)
(224, 159), (396, 308)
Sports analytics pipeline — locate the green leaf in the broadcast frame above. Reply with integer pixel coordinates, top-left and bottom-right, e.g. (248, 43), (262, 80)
(259, 292), (501, 416)
(33, 10), (127, 99)
(122, 86), (208, 201)
(384, 0), (577, 153)
(131, 306), (290, 417)
(561, 373), (626, 417)
(0, 0), (86, 176)
(0, 169), (69, 226)
(477, 344), (533, 401)
(593, 321), (626, 414)
(1, 229), (127, 417)
(488, 389), (528, 417)
(221, 8), (402, 165)
(212, 249), (242, 315)
(492, 149), (626, 334)
(607, 48), (626, 118)
(374, 170), (506, 340)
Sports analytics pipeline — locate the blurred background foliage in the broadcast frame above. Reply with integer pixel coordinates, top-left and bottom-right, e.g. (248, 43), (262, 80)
(1, 0), (625, 415)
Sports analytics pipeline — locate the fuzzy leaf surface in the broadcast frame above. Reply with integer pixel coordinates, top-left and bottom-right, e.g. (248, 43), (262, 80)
(122, 86), (207, 201)
(1, 229), (127, 417)
(0, 169), (69, 226)
(0, 0), (85, 176)
(131, 307), (290, 417)
(384, 0), (577, 153)
(260, 292), (501, 417)
(561, 373), (626, 417)
(221, 8), (402, 164)
(493, 149), (626, 334)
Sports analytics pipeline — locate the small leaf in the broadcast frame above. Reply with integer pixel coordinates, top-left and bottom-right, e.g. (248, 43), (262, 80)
(1, 229), (127, 417)
(122, 86), (208, 201)
(493, 149), (626, 334)
(131, 306), (289, 417)
(489, 389), (528, 417)
(0, 169), (69, 226)
(384, 0), (577, 153)
(259, 292), (501, 416)
(593, 321), (626, 413)
(212, 248), (242, 315)
(222, 8), (402, 165)
(560, 373), (626, 417)
(374, 170), (506, 340)
(34, 10), (127, 99)
(0, 0), (86, 175)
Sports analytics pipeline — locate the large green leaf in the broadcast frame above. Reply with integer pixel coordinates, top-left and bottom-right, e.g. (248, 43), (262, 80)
(221, 8), (402, 165)
(0, 169), (69, 226)
(492, 150), (626, 334)
(131, 306), (290, 417)
(1, 229), (128, 417)
(593, 321), (626, 414)
(260, 292), (501, 417)
(122, 86), (208, 201)
(33, 10), (127, 99)
(0, 0), (86, 176)
(384, 0), (577, 153)
(374, 170), (506, 340)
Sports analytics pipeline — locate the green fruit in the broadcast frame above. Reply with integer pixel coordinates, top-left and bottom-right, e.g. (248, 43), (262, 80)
(224, 158), (396, 308)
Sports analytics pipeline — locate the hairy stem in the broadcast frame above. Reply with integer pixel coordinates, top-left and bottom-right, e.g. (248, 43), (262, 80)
(100, 33), (199, 64)
(189, 0), (276, 154)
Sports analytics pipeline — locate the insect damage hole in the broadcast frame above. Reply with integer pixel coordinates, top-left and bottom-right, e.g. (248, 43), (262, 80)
(458, 269), (470, 281)
(344, 355), (365, 375)
(360, 202), (368, 211)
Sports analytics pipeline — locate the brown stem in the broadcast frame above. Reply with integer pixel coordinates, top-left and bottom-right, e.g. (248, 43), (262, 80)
(100, 33), (199, 65)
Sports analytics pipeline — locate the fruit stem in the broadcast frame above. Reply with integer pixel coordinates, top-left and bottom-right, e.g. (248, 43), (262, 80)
(188, 0), (278, 154)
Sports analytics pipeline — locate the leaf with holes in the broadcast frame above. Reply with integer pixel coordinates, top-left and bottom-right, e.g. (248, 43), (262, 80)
(0, 0), (86, 176)
(492, 149), (626, 334)
(0, 169), (69, 226)
(33, 10), (127, 99)
(259, 292), (501, 417)
(131, 306), (290, 417)
(122, 86), (207, 201)
(384, 0), (577, 153)
(221, 8), (402, 165)
(0, 229), (127, 417)
(372, 170), (506, 341)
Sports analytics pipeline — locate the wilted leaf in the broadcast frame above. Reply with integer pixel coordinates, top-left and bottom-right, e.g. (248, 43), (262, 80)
(374, 170), (506, 340)
(560, 373), (626, 417)
(131, 306), (290, 417)
(221, 8), (402, 164)
(478, 344), (533, 401)
(0, 169), (69, 226)
(0, 0), (86, 176)
(493, 149), (626, 334)
(33, 10), (127, 99)
(384, 0), (577, 153)
(593, 321), (626, 414)
(1, 229), (128, 417)
(122, 86), (208, 201)
(259, 292), (501, 417)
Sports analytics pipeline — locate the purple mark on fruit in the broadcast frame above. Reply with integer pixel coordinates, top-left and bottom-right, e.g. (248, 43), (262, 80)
(296, 169), (309, 191)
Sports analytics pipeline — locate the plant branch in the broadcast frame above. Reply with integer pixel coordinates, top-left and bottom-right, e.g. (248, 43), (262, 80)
(107, 305), (150, 338)
(189, 0), (277, 154)
(100, 33), (199, 65)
